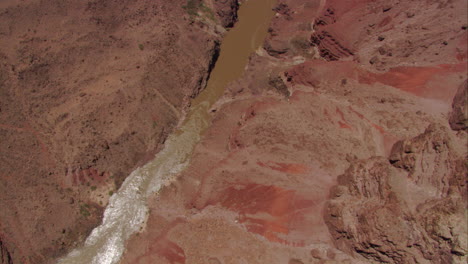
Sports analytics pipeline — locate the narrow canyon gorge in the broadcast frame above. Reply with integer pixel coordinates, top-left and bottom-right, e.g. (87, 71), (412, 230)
(0, 0), (466, 263)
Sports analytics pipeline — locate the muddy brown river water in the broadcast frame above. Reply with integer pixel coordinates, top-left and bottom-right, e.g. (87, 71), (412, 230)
(58, 0), (276, 263)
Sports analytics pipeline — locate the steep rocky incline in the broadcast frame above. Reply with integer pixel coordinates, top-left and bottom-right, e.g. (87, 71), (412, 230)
(1, 0), (466, 263)
(119, 0), (467, 263)
(0, 0), (238, 263)
(327, 124), (467, 263)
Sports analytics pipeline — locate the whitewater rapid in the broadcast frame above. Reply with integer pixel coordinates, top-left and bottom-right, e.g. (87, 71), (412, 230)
(58, 0), (276, 263)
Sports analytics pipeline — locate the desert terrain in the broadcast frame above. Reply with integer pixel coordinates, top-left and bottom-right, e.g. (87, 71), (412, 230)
(0, 0), (467, 264)
(120, 0), (467, 263)
(0, 0), (238, 263)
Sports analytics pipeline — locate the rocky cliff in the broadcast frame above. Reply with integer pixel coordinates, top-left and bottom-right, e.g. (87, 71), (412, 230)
(0, 0), (238, 263)
(327, 124), (466, 263)
(119, 0), (467, 263)
(1, 0), (467, 263)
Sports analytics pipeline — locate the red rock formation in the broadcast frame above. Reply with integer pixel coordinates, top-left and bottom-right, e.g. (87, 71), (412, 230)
(327, 125), (467, 263)
(119, 0), (467, 263)
(1, 0), (467, 263)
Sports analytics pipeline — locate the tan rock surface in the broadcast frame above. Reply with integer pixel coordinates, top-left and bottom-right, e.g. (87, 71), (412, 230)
(449, 80), (468, 130)
(328, 125), (467, 263)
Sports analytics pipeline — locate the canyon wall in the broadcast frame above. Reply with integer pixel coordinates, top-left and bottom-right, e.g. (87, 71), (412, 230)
(0, 0), (239, 263)
(120, 0), (467, 263)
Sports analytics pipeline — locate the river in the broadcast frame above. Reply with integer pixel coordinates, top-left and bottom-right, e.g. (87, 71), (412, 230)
(58, 0), (276, 263)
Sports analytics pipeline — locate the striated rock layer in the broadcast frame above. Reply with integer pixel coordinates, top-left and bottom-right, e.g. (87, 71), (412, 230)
(328, 124), (467, 263)
(0, 0), (466, 263)
(0, 0), (239, 263)
(120, 0), (467, 263)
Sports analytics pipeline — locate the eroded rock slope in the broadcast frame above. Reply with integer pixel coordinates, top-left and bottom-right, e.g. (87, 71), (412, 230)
(119, 0), (467, 263)
(0, 0), (238, 263)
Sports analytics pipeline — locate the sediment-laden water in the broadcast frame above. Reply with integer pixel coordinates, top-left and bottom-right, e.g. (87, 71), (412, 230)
(58, 1), (276, 263)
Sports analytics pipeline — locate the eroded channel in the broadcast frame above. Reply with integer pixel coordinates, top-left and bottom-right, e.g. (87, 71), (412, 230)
(58, 0), (276, 263)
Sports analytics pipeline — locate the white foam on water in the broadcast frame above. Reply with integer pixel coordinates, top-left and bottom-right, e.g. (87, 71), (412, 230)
(58, 103), (210, 264)
(58, 0), (276, 262)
